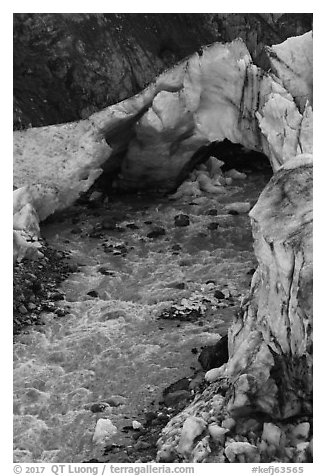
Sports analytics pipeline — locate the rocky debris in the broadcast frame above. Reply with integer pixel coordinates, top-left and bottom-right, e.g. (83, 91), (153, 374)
(174, 214), (190, 227)
(101, 242), (128, 256)
(13, 242), (74, 334)
(159, 286), (235, 322)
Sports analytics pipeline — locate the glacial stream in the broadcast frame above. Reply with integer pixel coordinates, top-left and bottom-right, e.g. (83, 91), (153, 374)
(13, 168), (272, 463)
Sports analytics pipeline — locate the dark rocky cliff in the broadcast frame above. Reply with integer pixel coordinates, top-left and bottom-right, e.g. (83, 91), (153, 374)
(13, 13), (312, 129)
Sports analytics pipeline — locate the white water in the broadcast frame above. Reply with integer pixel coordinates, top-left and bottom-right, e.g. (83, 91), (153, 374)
(13, 172), (270, 462)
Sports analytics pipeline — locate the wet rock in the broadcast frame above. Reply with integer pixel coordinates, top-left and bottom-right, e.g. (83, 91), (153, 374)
(87, 290), (99, 298)
(55, 308), (68, 317)
(206, 209), (218, 216)
(214, 290), (225, 299)
(198, 334), (229, 371)
(48, 291), (65, 301)
(207, 222), (219, 230)
(98, 267), (115, 276)
(114, 244), (128, 254)
(174, 214), (190, 227)
(90, 403), (109, 413)
(126, 223), (139, 230)
(147, 227), (166, 238)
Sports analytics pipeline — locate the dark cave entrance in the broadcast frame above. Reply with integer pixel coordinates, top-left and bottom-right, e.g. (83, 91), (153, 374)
(175, 139), (273, 191)
(77, 137), (273, 205)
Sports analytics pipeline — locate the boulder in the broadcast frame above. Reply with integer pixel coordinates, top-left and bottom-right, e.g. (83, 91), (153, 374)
(92, 418), (117, 446)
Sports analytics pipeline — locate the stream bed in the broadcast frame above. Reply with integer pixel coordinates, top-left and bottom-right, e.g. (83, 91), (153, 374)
(13, 168), (271, 463)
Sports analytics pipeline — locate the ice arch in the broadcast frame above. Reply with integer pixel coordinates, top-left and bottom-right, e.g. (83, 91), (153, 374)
(13, 33), (312, 260)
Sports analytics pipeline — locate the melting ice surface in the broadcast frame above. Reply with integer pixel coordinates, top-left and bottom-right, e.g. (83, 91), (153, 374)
(13, 169), (271, 462)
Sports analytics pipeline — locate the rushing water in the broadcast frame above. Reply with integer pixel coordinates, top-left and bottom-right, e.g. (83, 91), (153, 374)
(13, 170), (271, 463)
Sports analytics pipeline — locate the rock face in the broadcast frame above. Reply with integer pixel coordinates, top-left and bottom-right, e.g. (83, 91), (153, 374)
(156, 154), (312, 462)
(14, 13), (312, 129)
